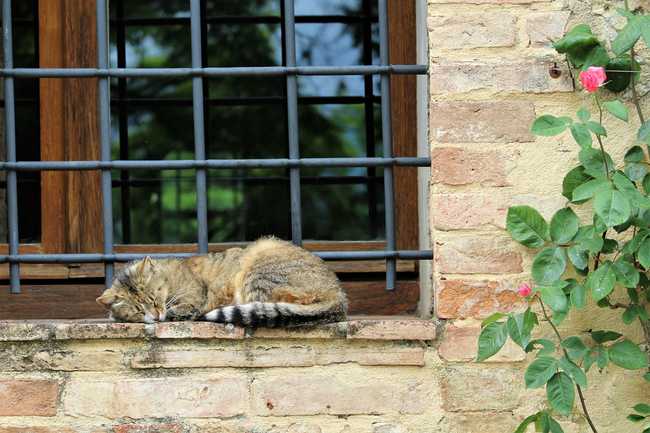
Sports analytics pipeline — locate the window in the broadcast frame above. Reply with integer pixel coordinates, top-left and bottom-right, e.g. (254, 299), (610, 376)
(0, 0), (429, 319)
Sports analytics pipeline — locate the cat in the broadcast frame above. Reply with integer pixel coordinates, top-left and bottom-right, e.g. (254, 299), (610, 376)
(96, 237), (347, 327)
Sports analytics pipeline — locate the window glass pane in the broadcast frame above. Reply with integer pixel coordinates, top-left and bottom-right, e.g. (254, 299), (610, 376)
(0, 0), (41, 243)
(110, 0), (383, 244)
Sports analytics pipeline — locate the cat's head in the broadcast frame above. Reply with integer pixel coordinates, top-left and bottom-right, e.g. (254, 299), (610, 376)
(96, 257), (168, 323)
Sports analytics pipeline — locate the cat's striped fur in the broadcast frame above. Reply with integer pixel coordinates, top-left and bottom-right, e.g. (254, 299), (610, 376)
(96, 237), (347, 326)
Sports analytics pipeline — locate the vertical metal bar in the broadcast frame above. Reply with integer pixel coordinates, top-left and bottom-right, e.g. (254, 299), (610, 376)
(3, 0), (20, 293)
(190, 0), (209, 253)
(378, 0), (396, 290)
(282, 0), (302, 245)
(362, 0), (378, 239)
(97, 0), (114, 286)
(116, 0), (131, 243)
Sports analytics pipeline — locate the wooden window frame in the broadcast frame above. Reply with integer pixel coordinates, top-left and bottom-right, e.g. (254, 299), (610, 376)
(0, 0), (420, 318)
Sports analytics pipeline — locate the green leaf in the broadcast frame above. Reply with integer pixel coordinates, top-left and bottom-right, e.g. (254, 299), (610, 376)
(624, 162), (647, 181)
(567, 245), (589, 271)
(579, 147), (614, 178)
(550, 208), (579, 244)
(613, 259), (640, 288)
(638, 238), (650, 269)
(532, 115), (569, 136)
(642, 15), (650, 47)
(627, 414), (646, 422)
(582, 44), (610, 69)
(605, 56), (638, 93)
(569, 124), (592, 148)
(525, 356), (558, 389)
(559, 356), (588, 388)
(590, 330), (622, 343)
(539, 282), (569, 313)
(481, 312), (507, 328)
(476, 322), (508, 362)
(622, 306), (639, 324)
(569, 281), (587, 308)
(548, 416), (565, 433)
(553, 24), (599, 54)
(563, 166), (593, 202)
(506, 206), (550, 248)
(577, 107), (590, 122)
(643, 174), (650, 194)
(612, 16), (643, 55)
(526, 339), (556, 357)
(586, 121), (607, 136)
(608, 340), (649, 370)
(532, 248), (567, 285)
(571, 178), (609, 203)
(514, 414), (540, 433)
(584, 345), (609, 371)
(546, 372), (575, 416)
(507, 313), (534, 349)
(594, 188), (631, 227)
(587, 261), (616, 301)
(561, 336), (589, 362)
(575, 226), (604, 253)
(624, 145), (644, 162)
(612, 171), (650, 209)
(633, 403), (650, 414)
(639, 121), (650, 143)
(604, 100), (629, 121)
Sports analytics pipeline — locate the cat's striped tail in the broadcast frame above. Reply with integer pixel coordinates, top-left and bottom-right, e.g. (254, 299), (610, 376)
(202, 299), (346, 327)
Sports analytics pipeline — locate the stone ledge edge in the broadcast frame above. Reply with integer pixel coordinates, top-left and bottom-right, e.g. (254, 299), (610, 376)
(0, 317), (436, 342)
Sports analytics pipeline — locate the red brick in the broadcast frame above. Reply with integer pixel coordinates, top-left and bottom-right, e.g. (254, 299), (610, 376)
(435, 237), (523, 274)
(436, 279), (527, 319)
(430, 101), (535, 143)
(432, 193), (506, 230)
(431, 148), (509, 186)
(0, 379), (59, 416)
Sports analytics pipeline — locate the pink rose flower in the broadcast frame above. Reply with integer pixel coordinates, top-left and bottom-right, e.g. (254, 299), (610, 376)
(579, 66), (607, 93)
(518, 283), (533, 297)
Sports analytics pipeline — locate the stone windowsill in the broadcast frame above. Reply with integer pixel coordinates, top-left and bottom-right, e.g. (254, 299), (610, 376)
(0, 316), (436, 342)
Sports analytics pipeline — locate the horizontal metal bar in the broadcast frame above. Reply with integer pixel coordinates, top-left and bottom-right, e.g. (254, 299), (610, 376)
(0, 65), (427, 78)
(0, 250), (433, 264)
(0, 157), (431, 171)
(109, 95), (381, 107)
(109, 14), (378, 26)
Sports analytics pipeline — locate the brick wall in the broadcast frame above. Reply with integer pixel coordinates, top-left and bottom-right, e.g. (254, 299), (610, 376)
(428, 0), (650, 431)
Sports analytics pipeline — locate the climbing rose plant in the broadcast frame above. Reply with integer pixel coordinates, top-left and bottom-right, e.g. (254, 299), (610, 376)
(477, 7), (650, 433)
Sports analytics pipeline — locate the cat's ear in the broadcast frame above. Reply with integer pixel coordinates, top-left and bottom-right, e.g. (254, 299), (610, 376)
(137, 256), (156, 274)
(96, 290), (116, 308)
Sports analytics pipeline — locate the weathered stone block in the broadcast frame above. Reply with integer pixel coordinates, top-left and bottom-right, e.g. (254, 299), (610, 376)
(346, 318), (435, 340)
(428, 14), (516, 49)
(430, 101), (536, 143)
(441, 365), (523, 411)
(432, 193), (506, 230)
(435, 237), (523, 274)
(0, 379), (59, 416)
(251, 371), (433, 416)
(63, 374), (248, 418)
(113, 424), (183, 433)
(430, 61), (573, 94)
(438, 321), (525, 362)
(526, 12), (571, 46)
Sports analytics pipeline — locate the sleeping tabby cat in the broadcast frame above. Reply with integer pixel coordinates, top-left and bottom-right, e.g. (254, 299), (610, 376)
(96, 237), (347, 327)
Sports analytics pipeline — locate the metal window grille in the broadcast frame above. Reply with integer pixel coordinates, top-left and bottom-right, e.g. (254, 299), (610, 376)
(0, 0), (431, 295)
